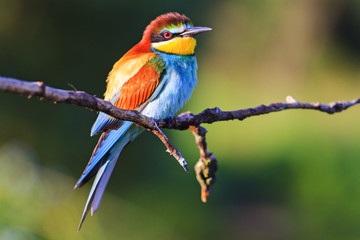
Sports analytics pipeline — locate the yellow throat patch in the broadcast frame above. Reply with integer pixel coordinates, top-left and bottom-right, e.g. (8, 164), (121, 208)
(151, 37), (197, 55)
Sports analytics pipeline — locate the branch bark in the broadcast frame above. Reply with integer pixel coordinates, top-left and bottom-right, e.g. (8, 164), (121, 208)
(190, 125), (217, 203)
(158, 96), (360, 130)
(1, 76), (360, 201)
(2, 77), (359, 131)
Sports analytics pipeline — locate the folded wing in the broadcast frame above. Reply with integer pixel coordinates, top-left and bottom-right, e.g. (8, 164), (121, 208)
(75, 52), (167, 230)
(91, 50), (158, 136)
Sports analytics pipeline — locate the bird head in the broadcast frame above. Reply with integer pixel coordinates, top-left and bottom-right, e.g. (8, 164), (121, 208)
(142, 12), (212, 55)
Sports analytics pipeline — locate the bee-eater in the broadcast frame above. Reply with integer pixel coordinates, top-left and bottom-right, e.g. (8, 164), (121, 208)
(74, 12), (211, 230)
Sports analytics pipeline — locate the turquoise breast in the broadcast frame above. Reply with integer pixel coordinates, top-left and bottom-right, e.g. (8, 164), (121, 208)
(141, 51), (198, 120)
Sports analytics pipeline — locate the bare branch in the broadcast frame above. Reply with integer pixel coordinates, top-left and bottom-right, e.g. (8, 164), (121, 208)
(151, 125), (189, 172)
(1, 75), (360, 195)
(190, 125), (217, 202)
(158, 97), (360, 130)
(0, 76), (158, 130)
(0, 76), (187, 170)
(1, 77), (359, 132)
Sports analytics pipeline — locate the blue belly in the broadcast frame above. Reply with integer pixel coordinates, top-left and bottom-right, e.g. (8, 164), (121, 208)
(141, 52), (198, 119)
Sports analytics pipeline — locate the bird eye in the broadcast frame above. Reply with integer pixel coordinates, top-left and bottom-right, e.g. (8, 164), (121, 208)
(163, 31), (172, 39)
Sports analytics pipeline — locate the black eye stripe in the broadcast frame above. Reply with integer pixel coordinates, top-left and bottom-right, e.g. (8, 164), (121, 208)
(150, 32), (181, 43)
(150, 34), (165, 43)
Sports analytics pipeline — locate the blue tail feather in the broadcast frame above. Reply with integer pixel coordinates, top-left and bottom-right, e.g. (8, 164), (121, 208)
(77, 159), (110, 231)
(74, 121), (133, 189)
(91, 154), (119, 214)
(76, 122), (142, 230)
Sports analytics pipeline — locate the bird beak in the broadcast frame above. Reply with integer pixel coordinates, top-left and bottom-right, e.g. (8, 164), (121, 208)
(180, 26), (212, 37)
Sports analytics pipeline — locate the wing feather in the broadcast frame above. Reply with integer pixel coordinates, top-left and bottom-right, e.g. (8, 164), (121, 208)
(114, 63), (162, 110)
(91, 53), (165, 136)
(105, 52), (156, 103)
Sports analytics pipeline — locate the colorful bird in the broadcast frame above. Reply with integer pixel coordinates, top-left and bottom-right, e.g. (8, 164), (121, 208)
(74, 12), (211, 230)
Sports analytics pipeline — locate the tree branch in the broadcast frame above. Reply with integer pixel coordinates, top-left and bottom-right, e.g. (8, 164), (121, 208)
(2, 77), (359, 131)
(1, 76), (360, 202)
(0, 76), (189, 170)
(151, 126), (189, 172)
(0, 76), (158, 129)
(158, 96), (360, 130)
(190, 125), (217, 203)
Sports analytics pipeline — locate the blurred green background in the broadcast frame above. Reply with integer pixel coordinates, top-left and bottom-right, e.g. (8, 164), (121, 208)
(1, 0), (360, 239)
